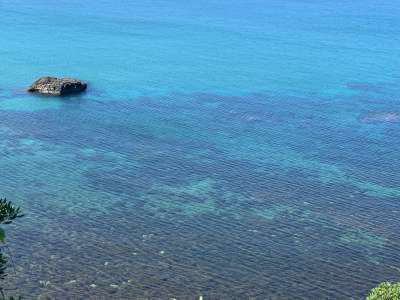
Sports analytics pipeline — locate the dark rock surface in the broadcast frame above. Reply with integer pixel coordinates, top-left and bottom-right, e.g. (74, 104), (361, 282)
(28, 77), (87, 96)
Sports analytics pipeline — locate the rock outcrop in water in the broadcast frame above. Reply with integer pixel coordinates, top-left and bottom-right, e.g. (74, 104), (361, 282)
(28, 77), (87, 96)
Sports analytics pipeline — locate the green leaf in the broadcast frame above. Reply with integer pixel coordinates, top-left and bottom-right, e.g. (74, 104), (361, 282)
(0, 228), (5, 243)
(0, 198), (24, 224)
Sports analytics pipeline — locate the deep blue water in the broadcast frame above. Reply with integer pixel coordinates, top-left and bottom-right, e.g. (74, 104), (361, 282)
(1, 0), (400, 298)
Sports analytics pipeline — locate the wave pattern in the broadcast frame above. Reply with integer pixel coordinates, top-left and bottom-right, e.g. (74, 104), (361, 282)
(0, 91), (399, 298)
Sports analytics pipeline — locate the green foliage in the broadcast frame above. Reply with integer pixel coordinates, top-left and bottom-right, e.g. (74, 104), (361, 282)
(0, 199), (23, 225)
(367, 282), (400, 300)
(0, 199), (24, 244)
(0, 254), (6, 281)
(0, 198), (23, 299)
(0, 252), (23, 299)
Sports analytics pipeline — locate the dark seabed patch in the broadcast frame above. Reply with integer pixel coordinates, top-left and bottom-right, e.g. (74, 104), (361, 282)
(360, 112), (400, 123)
(347, 82), (387, 93)
(346, 81), (400, 95)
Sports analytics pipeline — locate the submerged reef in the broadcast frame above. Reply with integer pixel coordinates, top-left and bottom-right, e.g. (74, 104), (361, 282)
(28, 77), (87, 96)
(360, 112), (400, 123)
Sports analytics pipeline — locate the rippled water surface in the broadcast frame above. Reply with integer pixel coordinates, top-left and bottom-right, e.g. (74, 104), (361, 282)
(1, 0), (400, 298)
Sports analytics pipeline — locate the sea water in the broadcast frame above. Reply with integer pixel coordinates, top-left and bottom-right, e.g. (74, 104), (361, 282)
(0, 0), (399, 298)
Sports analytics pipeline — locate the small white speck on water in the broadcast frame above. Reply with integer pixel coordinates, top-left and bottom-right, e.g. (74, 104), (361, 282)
(110, 284), (119, 288)
(142, 233), (154, 240)
(159, 250), (165, 255)
(65, 280), (77, 285)
(90, 284), (97, 288)
(104, 261), (109, 266)
(39, 280), (51, 287)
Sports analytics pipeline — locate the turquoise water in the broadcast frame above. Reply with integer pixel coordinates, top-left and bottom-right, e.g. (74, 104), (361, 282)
(1, 0), (400, 298)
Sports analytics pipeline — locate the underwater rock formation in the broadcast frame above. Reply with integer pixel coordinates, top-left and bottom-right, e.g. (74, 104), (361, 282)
(28, 77), (87, 96)
(360, 112), (400, 123)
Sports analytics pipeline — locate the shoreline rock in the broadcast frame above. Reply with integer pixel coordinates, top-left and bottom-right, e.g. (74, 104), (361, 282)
(28, 77), (87, 96)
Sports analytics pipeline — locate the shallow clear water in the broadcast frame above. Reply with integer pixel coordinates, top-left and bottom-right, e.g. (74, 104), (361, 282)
(1, 0), (400, 298)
